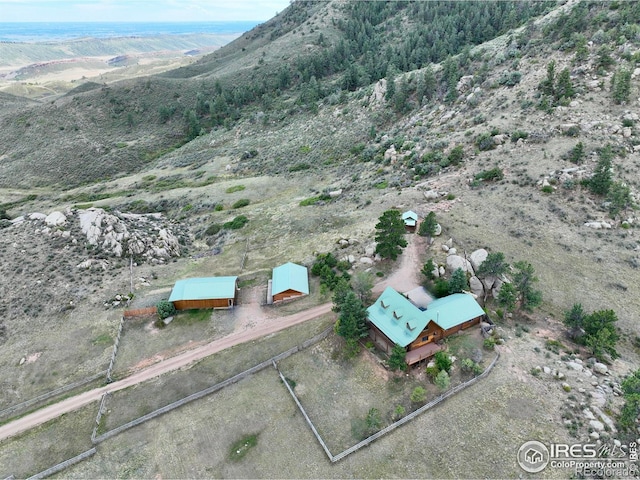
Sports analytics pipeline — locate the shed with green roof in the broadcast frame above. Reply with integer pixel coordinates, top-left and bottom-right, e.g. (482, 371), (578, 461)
(402, 210), (419, 232)
(271, 262), (309, 303)
(169, 276), (238, 310)
(366, 287), (485, 365)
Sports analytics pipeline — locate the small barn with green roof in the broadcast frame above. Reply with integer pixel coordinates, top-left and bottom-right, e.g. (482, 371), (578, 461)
(366, 287), (485, 365)
(271, 262), (309, 303)
(402, 210), (419, 232)
(169, 276), (238, 310)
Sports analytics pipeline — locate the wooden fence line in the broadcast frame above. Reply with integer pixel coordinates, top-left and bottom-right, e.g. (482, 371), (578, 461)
(106, 317), (125, 383)
(92, 327), (332, 444)
(331, 352), (500, 462)
(274, 362), (334, 460)
(123, 307), (157, 319)
(25, 448), (97, 480)
(0, 371), (106, 420)
(276, 351), (500, 463)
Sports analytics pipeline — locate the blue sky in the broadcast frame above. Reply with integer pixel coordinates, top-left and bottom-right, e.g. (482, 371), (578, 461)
(0, 0), (293, 22)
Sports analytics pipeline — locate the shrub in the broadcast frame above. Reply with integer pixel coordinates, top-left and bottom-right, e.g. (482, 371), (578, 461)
(232, 199), (250, 209)
(226, 185), (245, 193)
(476, 132), (495, 151)
(205, 223), (222, 236)
(229, 434), (258, 462)
(425, 365), (439, 381)
(435, 370), (450, 390)
(157, 300), (176, 320)
(511, 130), (529, 143)
(289, 163), (310, 172)
(541, 185), (554, 194)
(223, 215), (249, 230)
(483, 337), (496, 350)
(410, 386), (427, 403)
(475, 168), (504, 182)
(434, 351), (452, 373)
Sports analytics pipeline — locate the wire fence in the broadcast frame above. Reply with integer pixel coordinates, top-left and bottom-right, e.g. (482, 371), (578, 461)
(24, 448), (97, 480)
(91, 327), (332, 444)
(0, 371), (106, 421)
(276, 352), (501, 463)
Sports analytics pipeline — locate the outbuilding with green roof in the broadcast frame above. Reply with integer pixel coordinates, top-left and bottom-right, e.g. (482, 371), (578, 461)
(169, 276), (238, 310)
(271, 262), (309, 303)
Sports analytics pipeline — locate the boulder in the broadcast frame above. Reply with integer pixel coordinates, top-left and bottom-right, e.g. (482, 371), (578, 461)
(469, 276), (484, 298)
(434, 224), (442, 236)
(424, 190), (439, 200)
(29, 212), (47, 221)
(329, 189), (343, 198)
(448, 247), (457, 255)
(483, 276), (496, 291)
(589, 420), (605, 432)
(360, 257), (374, 265)
(438, 266), (445, 276)
(583, 409), (596, 421)
(469, 249), (488, 272)
(593, 362), (608, 375)
(45, 211), (67, 227)
(566, 361), (584, 371)
(441, 244), (449, 252)
(445, 255), (474, 275)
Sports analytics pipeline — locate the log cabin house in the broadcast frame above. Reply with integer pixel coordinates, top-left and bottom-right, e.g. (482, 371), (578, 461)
(366, 286), (485, 366)
(270, 262), (309, 303)
(169, 276), (239, 310)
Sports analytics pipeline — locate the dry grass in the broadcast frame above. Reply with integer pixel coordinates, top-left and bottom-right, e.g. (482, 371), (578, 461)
(0, 404), (95, 479)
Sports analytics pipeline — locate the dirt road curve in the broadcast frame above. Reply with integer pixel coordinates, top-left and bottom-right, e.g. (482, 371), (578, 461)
(0, 302), (333, 442)
(0, 234), (422, 443)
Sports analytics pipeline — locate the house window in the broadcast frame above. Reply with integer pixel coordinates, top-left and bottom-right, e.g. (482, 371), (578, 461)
(421, 336), (429, 342)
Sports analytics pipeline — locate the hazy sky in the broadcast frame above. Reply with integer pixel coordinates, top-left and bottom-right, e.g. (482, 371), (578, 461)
(0, 0), (293, 22)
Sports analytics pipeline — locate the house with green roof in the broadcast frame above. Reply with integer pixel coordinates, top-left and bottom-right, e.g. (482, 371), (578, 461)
(271, 262), (309, 303)
(367, 286), (485, 365)
(402, 210), (419, 232)
(169, 276), (238, 310)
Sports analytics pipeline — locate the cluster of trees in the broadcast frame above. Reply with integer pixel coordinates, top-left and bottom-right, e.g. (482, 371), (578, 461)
(563, 304), (619, 361)
(332, 272), (375, 357)
(588, 145), (633, 218)
(310, 252), (351, 291)
(537, 60), (575, 109)
(374, 210), (408, 260)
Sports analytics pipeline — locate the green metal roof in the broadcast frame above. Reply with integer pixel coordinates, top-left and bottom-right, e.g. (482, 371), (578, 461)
(169, 276), (238, 302)
(272, 262), (309, 296)
(423, 293), (486, 330)
(366, 287), (484, 347)
(402, 210), (418, 227)
(366, 287), (429, 347)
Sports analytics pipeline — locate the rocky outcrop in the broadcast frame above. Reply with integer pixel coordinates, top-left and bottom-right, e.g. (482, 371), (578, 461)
(469, 249), (488, 272)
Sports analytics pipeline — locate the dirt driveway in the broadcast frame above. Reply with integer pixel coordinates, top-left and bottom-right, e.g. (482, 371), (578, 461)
(0, 234), (424, 442)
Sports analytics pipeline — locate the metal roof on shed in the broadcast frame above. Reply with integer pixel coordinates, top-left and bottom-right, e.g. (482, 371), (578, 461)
(168, 276), (238, 302)
(272, 262), (309, 296)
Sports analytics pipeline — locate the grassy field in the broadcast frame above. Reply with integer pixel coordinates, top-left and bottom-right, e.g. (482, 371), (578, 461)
(101, 315), (333, 433)
(0, 404), (96, 479)
(58, 322), (571, 479)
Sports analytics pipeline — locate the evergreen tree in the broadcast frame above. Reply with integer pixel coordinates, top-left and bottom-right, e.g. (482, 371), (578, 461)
(583, 309), (619, 360)
(607, 181), (632, 218)
(334, 291), (368, 356)
(567, 142), (585, 164)
(611, 67), (632, 104)
(563, 303), (587, 340)
(448, 268), (468, 294)
(421, 259), (437, 283)
(554, 68), (575, 101)
(418, 211), (438, 238)
(497, 282), (517, 313)
(476, 252), (508, 278)
(385, 66), (397, 101)
(512, 261), (542, 312)
(589, 147), (613, 196)
(374, 210), (408, 260)
(539, 60), (556, 97)
(388, 344), (408, 371)
(435, 370), (450, 390)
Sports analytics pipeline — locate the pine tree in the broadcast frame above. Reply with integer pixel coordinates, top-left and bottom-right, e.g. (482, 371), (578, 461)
(418, 211), (438, 238)
(497, 282), (517, 313)
(476, 252), (508, 278)
(554, 68), (575, 101)
(334, 291), (368, 356)
(448, 268), (468, 294)
(589, 147), (613, 196)
(375, 210), (408, 260)
(388, 344), (408, 371)
(512, 261), (543, 312)
(612, 67), (632, 104)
